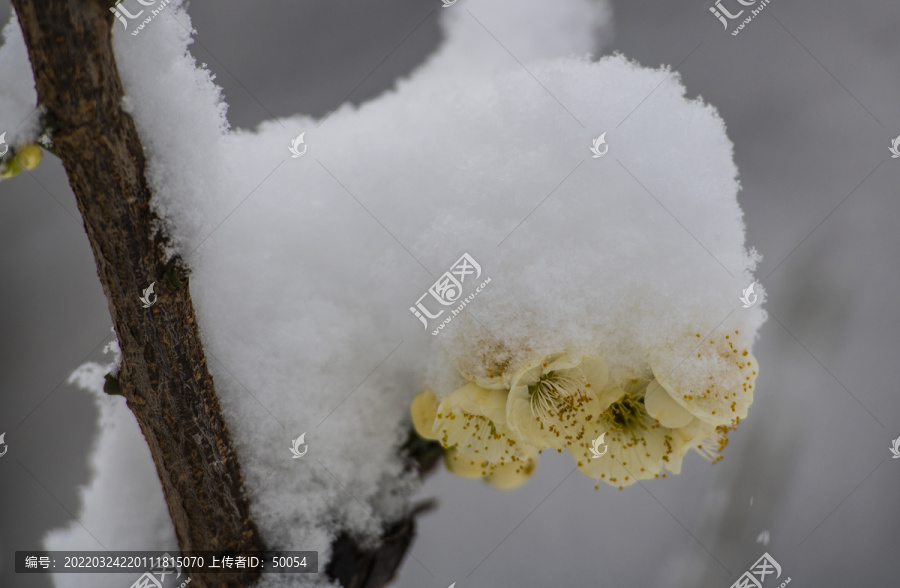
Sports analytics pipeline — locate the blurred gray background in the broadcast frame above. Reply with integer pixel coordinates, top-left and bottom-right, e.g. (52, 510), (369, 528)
(1, 0), (899, 586)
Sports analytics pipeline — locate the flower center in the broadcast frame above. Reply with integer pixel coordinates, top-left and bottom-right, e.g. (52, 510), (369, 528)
(600, 391), (646, 434)
(528, 372), (592, 432)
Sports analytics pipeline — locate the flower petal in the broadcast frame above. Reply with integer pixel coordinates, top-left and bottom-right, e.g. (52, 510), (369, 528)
(543, 352), (583, 373)
(644, 379), (694, 428)
(446, 382), (508, 424)
(650, 335), (759, 426)
(593, 382), (627, 411)
(444, 448), (488, 479)
(506, 386), (555, 449)
(484, 454), (538, 490)
(473, 373), (509, 390)
(577, 354), (609, 395)
(410, 389), (440, 440)
(435, 386), (518, 461)
(508, 359), (545, 390)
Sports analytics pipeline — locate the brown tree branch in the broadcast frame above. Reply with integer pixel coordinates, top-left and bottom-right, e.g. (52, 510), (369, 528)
(11, 1), (263, 585)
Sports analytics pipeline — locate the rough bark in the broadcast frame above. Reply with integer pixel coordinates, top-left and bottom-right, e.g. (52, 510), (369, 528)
(11, 1), (263, 585)
(11, 1), (439, 587)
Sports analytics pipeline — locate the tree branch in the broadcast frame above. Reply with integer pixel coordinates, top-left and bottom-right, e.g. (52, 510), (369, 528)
(11, 1), (264, 585)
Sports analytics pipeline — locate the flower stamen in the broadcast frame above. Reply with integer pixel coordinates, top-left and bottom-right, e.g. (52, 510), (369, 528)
(528, 373), (593, 436)
(600, 391), (646, 436)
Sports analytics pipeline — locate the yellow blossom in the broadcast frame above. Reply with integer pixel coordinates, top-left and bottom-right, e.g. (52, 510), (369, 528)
(505, 352), (608, 451)
(416, 383), (536, 487)
(650, 331), (759, 426)
(570, 377), (687, 489)
(433, 382), (522, 466)
(413, 338), (759, 491)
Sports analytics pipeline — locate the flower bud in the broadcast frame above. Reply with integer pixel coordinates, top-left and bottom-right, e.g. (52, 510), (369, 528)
(15, 144), (43, 170)
(0, 158), (23, 179)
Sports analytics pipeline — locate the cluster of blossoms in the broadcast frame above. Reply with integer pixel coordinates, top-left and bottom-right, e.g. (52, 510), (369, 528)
(411, 331), (758, 490)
